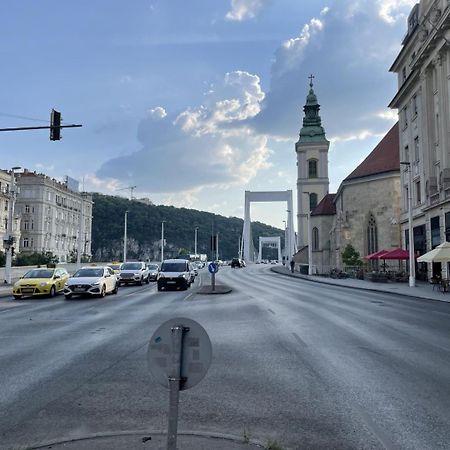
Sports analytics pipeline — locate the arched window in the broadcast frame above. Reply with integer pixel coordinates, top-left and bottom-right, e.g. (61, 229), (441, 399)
(309, 193), (318, 211)
(367, 213), (378, 255)
(308, 159), (318, 178)
(312, 227), (319, 250)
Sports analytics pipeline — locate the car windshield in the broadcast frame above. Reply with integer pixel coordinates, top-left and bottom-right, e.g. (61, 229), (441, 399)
(148, 264), (159, 270)
(161, 263), (186, 272)
(121, 263), (142, 270)
(73, 268), (104, 278)
(23, 270), (54, 279)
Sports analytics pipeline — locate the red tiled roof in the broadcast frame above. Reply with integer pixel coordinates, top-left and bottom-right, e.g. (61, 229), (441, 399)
(311, 193), (336, 216)
(344, 122), (400, 181)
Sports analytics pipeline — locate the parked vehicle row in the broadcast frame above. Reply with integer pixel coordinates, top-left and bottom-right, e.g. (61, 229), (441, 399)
(11, 259), (204, 299)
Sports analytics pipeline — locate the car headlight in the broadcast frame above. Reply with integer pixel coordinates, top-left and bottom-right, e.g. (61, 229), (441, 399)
(92, 281), (101, 286)
(40, 282), (49, 287)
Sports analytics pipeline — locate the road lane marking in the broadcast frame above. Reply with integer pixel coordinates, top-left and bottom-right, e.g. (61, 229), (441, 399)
(292, 332), (308, 348)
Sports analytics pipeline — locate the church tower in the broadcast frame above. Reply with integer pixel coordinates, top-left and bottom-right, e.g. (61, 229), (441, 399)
(296, 76), (330, 248)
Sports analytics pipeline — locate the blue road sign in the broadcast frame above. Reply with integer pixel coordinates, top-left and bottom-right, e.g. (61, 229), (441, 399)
(208, 262), (218, 274)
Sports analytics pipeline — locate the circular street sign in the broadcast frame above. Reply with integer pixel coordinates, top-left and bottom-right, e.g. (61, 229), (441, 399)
(208, 262), (218, 274)
(147, 317), (212, 390)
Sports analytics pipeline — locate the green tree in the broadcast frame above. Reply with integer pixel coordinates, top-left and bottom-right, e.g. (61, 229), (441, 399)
(13, 251), (59, 267)
(341, 244), (362, 267)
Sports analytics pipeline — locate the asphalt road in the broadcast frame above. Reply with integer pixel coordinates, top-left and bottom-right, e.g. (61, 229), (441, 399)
(1, 264), (450, 450)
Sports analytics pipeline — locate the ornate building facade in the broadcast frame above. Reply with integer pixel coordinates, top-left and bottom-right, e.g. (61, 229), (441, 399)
(295, 78), (330, 249)
(389, 0), (450, 276)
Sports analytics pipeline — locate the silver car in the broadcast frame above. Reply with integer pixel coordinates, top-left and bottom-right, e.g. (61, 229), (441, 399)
(119, 262), (150, 286)
(64, 266), (119, 299)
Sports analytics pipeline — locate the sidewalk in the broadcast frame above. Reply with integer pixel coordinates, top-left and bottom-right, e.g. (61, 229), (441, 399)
(271, 266), (450, 303)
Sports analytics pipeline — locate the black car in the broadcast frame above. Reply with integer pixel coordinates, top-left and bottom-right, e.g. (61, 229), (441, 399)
(231, 258), (244, 268)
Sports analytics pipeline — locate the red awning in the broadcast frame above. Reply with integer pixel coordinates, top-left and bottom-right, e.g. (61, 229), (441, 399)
(380, 248), (410, 260)
(365, 249), (388, 260)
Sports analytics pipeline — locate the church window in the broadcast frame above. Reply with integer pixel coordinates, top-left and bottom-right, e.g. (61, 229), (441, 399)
(308, 159), (318, 178)
(367, 214), (378, 255)
(312, 227), (319, 251)
(309, 193), (318, 211)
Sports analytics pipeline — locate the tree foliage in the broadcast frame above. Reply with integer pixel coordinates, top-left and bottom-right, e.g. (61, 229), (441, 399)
(91, 193), (285, 261)
(13, 251), (59, 267)
(341, 244), (362, 267)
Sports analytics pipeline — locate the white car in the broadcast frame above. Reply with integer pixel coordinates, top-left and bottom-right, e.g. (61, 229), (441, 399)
(119, 261), (150, 286)
(157, 259), (192, 291)
(64, 266), (119, 299)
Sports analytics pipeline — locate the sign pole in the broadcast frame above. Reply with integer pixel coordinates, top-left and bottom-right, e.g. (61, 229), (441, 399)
(211, 272), (216, 292)
(167, 325), (184, 450)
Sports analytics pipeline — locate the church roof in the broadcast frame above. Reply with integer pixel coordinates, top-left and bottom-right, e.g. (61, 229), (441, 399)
(311, 193), (336, 216)
(344, 122), (400, 181)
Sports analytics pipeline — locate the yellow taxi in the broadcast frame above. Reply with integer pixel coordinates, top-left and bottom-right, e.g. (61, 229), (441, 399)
(107, 262), (122, 275)
(12, 267), (69, 299)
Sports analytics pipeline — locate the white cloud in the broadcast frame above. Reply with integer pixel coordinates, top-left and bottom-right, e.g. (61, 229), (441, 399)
(376, 110), (398, 121)
(377, 0), (416, 24)
(329, 129), (384, 144)
(225, 0), (266, 21)
(147, 106), (167, 119)
(97, 70), (270, 193)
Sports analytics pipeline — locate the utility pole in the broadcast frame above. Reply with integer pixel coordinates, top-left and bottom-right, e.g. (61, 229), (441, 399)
(4, 167), (20, 284)
(194, 227), (198, 256)
(123, 210), (128, 262)
(216, 232), (219, 261)
(76, 194), (84, 267)
(161, 221), (166, 263)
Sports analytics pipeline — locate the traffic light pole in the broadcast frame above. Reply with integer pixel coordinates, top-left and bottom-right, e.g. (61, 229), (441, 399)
(0, 124), (82, 132)
(4, 169), (19, 284)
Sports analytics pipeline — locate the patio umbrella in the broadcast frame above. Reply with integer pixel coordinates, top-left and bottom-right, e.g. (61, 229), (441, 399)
(365, 249), (388, 260)
(381, 248), (410, 260)
(417, 241), (450, 263)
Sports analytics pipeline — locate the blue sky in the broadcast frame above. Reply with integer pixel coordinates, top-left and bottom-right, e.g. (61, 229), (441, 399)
(0, 0), (415, 227)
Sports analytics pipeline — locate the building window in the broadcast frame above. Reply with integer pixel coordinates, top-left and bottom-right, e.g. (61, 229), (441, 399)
(25, 205), (30, 213)
(23, 237), (29, 248)
(414, 137), (420, 162)
(402, 67), (407, 81)
(4, 200), (8, 211)
(24, 220), (29, 230)
(312, 227), (319, 251)
(308, 159), (318, 178)
(416, 180), (421, 204)
(412, 95), (418, 116)
(403, 106), (408, 128)
(430, 216), (440, 249)
(309, 193), (318, 211)
(367, 213), (378, 255)
(404, 145), (409, 162)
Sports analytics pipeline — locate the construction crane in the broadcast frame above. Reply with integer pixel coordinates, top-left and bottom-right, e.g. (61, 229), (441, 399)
(116, 185), (137, 200)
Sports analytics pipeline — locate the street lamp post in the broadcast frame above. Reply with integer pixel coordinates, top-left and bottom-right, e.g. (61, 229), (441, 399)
(303, 192), (313, 276)
(194, 227), (198, 257)
(76, 194), (84, 268)
(400, 162), (415, 287)
(4, 167), (20, 284)
(282, 220), (287, 264)
(161, 221), (166, 263)
(123, 210), (128, 263)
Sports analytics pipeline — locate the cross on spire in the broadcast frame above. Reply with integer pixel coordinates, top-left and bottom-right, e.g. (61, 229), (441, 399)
(309, 74), (315, 88)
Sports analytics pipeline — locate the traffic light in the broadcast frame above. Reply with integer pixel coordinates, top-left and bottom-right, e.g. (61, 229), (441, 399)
(50, 109), (61, 141)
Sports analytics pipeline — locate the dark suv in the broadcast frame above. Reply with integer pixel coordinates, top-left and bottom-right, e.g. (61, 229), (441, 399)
(231, 258), (244, 268)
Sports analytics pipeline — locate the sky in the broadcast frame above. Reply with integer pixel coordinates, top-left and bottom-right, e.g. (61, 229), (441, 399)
(0, 0), (416, 228)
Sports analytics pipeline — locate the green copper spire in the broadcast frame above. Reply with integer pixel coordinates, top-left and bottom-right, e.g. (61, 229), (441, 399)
(298, 74), (327, 143)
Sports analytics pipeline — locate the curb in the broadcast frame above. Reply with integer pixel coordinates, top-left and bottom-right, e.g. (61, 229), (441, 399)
(270, 267), (450, 304)
(26, 429), (266, 450)
(197, 285), (232, 295)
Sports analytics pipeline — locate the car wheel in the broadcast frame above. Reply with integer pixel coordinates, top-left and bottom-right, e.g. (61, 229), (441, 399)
(145, 276), (150, 284)
(138, 277), (143, 286)
(113, 282), (119, 294)
(118, 282), (122, 287)
(64, 294), (72, 300)
(49, 286), (56, 298)
(13, 295), (22, 300)
(99, 285), (106, 298)
(157, 283), (162, 291)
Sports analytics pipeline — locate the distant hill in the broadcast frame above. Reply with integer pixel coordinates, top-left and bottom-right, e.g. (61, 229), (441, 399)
(91, 193), (284, 261)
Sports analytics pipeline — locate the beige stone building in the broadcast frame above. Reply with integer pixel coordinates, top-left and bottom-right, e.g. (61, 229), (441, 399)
(15, 170), (93, 262)
(0, 170), (21, 252)
(305, 124), (401, 273)
(389, 0), (450, 278)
